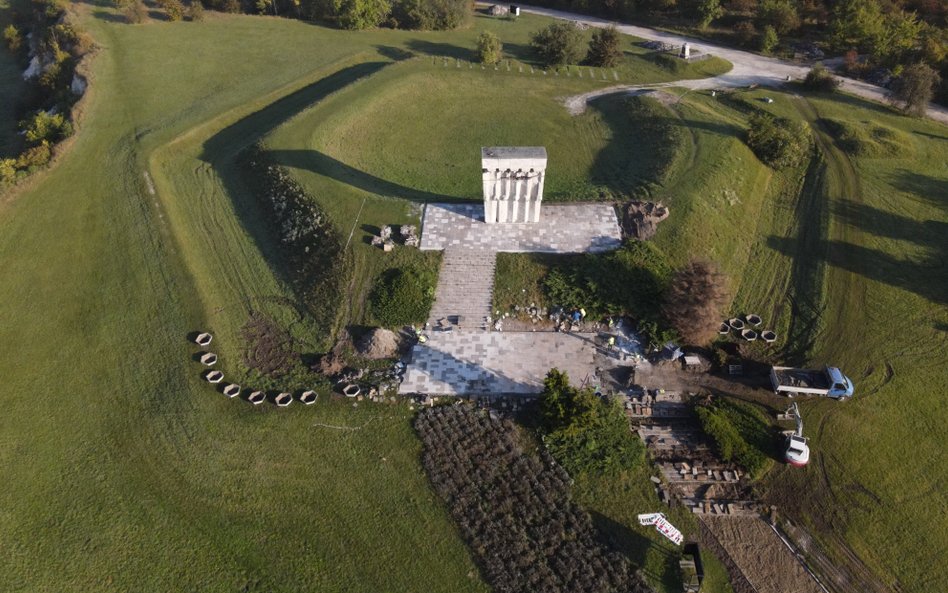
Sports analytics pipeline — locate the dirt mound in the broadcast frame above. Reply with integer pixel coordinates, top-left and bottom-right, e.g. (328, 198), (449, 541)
(621, 201), (669, 240)
(356, 328), (401, 359)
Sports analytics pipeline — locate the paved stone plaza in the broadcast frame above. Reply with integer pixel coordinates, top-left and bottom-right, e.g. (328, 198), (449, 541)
(399, 331), (602, 395)
(420, 203), (622, 253)
(400, 199), (624, 395)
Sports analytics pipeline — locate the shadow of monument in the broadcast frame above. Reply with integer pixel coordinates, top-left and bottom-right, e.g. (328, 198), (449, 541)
(266, 149), (456, 204)
(401, 338), (538, 395)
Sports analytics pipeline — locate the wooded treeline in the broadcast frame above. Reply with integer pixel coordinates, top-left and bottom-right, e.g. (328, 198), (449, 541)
(525, 0), (948, 102)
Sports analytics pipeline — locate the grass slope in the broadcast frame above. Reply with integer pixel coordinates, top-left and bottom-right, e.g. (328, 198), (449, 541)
(489, 86), (946, 592)
(0, 10), (490, 592)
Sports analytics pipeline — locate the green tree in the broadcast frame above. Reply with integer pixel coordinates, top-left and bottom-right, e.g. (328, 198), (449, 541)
(760, 24), (779, 54)
(334, 0), (391, 29)
(540, 369), (573, 431)
(20, 111), (73, 145)
(531, 22), (583, 67)
(888, 62), (941, 117)
(695, 0), (724, 29)
(757, 0), (799, 35)
(586, 25), (623, 67)
(828, 0), (884, 53)
(476, 31), (502, 65)
(3, 24), (22, 52)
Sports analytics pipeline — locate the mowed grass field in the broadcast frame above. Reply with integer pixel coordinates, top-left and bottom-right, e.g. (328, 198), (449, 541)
(0, 1), (945, 591)
(491, 86), (946, 591)
(0, 4), (735, 591)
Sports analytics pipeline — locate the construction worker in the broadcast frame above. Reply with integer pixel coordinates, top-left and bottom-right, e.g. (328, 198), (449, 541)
(607, 335), (616, 350)
(579, 307), (587, 320)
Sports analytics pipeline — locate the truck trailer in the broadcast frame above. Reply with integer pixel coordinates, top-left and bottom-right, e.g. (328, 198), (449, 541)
(769, 365), (854, 399)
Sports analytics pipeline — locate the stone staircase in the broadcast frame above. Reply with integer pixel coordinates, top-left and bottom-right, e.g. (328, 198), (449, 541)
(427, 249), (496, 331)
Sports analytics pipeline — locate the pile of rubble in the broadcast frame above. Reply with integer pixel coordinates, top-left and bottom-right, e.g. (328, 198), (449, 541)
(621, 201), (669, 240)
(371, 224), (419, 251)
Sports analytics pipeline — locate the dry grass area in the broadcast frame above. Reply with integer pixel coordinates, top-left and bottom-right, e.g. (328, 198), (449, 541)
(700, 516), (821, 593)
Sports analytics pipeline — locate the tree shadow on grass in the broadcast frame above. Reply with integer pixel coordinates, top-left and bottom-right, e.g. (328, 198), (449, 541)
(91, 10), (126, 23)
(767, 235), (947, 305)
(590, 511), (682, 589)
(405, 39), (473, 61)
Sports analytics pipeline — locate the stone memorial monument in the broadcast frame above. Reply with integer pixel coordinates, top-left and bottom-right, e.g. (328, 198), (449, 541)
(481, 147), (547, 224)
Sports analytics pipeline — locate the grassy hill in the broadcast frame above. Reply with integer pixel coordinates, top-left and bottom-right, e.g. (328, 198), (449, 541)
(0, 3), (945, 593)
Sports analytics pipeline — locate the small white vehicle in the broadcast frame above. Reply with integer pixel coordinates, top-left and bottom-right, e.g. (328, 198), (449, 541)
(783, 402), (810, 467)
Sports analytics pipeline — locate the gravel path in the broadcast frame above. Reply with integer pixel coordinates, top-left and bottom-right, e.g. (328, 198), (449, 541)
(520, 4), (948, 125)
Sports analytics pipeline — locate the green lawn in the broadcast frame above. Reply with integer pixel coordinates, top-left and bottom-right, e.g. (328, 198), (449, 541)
(1, 1), (944, 591)
(493, 87), (947, 591)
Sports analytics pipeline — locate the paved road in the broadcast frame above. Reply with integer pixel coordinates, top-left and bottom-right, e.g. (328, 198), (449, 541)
(519, 4), (948, 125)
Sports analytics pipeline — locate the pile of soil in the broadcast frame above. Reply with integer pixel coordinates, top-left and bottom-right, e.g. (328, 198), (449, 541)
(620, 201), (669, 240)
(355, 328), (401, 359)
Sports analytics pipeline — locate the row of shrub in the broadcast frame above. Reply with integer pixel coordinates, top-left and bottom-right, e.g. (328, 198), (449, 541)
(1, 1), (92, 188)
(694, 397), (773, 478)
(415, 404), (653, 593)
(240, 145), (350, 338)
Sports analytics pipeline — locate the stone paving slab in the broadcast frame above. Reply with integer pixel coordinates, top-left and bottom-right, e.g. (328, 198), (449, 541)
(399, 331), (602, 395)
(420, 203), (622, 253)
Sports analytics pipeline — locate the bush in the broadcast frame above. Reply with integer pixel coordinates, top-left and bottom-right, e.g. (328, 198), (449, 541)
(189, 1), (205, 20)
(3, 24), (22, 53)
(16, 142), (52, 170)
(586, 25), (622, 67)
(757, 0), (799, 35)
(370, 266), (436, 327)
(734, 20), (757, 46)
(391, 0), (469, 30)
(0, 159), (17, 184)
(760, 24), (778, 53)
(662, 260), (729, 346)
(531, 22), (583, 67)
(336, 0), (391, 29)
(696, 398), (773, 478)
(124, 0), (148, 23)
(803, 63), (840, 92)
(158, 0), (186, 20)
(20, 110), (74, 145)
(746, 112), (810, 169)
(476, 30), (501, 65)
